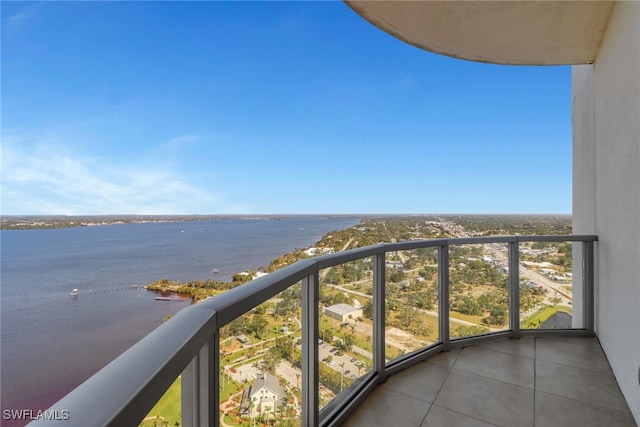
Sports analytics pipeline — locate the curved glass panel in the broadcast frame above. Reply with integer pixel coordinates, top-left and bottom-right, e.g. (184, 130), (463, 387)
(219, 281), (303, 426)
(319, 258), (374, 412)
(520, 241), (577, 330)
(385, 248), (439, 362)
(449, 243), (510, 339)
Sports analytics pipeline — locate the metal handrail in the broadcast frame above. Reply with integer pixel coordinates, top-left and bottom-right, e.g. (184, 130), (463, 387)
(29, 235), (597, 426)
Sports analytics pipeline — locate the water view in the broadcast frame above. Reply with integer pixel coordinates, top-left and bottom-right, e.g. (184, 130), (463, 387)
(0, 217), (360, 425)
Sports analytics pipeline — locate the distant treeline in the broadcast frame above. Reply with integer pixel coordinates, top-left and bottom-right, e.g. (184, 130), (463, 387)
(450, 214), (571, 236)
(0, 214), (347, 230)
(144, 215), (572, 301)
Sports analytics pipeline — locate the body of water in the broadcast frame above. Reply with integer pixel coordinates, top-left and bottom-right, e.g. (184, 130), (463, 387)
(0, 217), (360, 425)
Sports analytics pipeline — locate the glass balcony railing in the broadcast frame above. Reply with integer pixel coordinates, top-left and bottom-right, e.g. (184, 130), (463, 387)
(29, 235), (596, 427)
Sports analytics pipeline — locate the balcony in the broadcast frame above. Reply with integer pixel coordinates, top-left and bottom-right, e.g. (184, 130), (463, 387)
(342, 337), (635, 426)
(30, 234), (637, 427)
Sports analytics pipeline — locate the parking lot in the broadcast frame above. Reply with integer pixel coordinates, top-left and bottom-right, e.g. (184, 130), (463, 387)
(318, 341), (365, 379)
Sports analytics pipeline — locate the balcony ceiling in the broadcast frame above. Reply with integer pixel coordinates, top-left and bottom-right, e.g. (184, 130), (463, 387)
(344, 0), (615, 65)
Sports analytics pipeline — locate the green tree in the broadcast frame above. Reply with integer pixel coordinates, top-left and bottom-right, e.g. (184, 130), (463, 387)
(483, 305), (507, 326)
(247, 315), (268, 339)
(362, 300), (373, 319)
(341, 334), (355, 352)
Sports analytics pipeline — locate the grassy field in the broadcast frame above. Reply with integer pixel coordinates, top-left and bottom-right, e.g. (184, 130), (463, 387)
(138, 375), (244, 427)
(450, 311), (485, 325)
(220, 377), (243, 403)
(139, 377), (181, 427)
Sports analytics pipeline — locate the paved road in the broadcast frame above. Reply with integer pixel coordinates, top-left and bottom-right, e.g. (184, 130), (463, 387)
(519, 268), (572, 303)
(490, 248), (573, 306)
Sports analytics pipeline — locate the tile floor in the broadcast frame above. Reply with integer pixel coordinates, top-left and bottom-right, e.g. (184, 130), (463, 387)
(341, 337), (637, 427)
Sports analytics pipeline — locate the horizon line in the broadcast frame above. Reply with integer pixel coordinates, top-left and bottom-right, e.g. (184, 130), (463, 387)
(1, 213), (573, 218)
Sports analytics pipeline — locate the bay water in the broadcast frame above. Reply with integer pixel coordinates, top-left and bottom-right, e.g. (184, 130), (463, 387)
(0, 217), (359, 424)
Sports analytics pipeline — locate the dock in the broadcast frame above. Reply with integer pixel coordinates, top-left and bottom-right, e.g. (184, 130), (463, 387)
(155, 296), (183, 302)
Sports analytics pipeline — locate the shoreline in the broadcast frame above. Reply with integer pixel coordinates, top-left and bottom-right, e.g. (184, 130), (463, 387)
(0, 214), (364, 231)
(2, 217), (364, 426)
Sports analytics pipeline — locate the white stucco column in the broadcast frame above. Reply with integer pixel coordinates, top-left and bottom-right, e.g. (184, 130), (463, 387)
(572, 2), (640, 423)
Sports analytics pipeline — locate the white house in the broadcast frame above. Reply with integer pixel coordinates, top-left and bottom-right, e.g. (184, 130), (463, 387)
(240, 372), (286, 418)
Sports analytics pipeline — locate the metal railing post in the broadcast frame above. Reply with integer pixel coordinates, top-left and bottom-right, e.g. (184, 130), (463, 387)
(509, 241), (521, 338)
(210, 334), (219, 427)
(373, 253), (386, 380)
(181, 334), (217, 427)
(438, 245), (450, 351)
(302, 271), (319, 426)
(583, 241), (595, 335)
(181, 354), (197, 427)
(180, 333), (220, 427)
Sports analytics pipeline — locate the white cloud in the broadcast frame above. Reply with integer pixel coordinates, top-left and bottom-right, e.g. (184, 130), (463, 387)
(1, 132), (230, 215)
(2, 3), (41, 38)
(163, 134), (205, 151)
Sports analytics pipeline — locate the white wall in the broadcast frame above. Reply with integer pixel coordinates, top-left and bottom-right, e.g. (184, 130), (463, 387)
(573, 1), (640, 423)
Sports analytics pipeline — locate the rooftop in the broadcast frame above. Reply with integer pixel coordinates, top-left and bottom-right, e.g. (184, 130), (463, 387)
(325, 303), (361, 316)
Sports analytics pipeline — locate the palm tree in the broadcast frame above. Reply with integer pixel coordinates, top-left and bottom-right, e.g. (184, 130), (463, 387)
(275, 403), (285, 426)
(220, 365), (226, 390)
(250, 397), (257, 427)
(339, 362), (345, 391)
(263, 406), (272, 425)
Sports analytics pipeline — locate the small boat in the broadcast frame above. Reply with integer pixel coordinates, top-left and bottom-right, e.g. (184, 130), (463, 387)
(70, 289), (79, 298)
(212, 268), (220, 274)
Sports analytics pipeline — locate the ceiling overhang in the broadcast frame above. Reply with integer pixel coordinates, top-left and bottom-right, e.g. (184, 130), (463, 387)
(345, 1), (615, 65)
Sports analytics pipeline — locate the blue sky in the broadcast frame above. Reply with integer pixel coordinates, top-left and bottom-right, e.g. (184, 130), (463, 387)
(1, 2), (572, 215)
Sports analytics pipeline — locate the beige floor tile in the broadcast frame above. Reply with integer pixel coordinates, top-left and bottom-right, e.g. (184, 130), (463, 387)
(538, 336), (602, 348)
(535, 337), (611, 373)
(422, 404), (499, 427)
(535, 359), (630, 412)
(426, 347), (461, 369)
(340, 386), (430, 427)
(381, 360), (450, 403)
(535, 390), (637, 427)
(453, 346), (534, 388)
(475, 336), (535, 359)
(434, 369), (534, 427)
